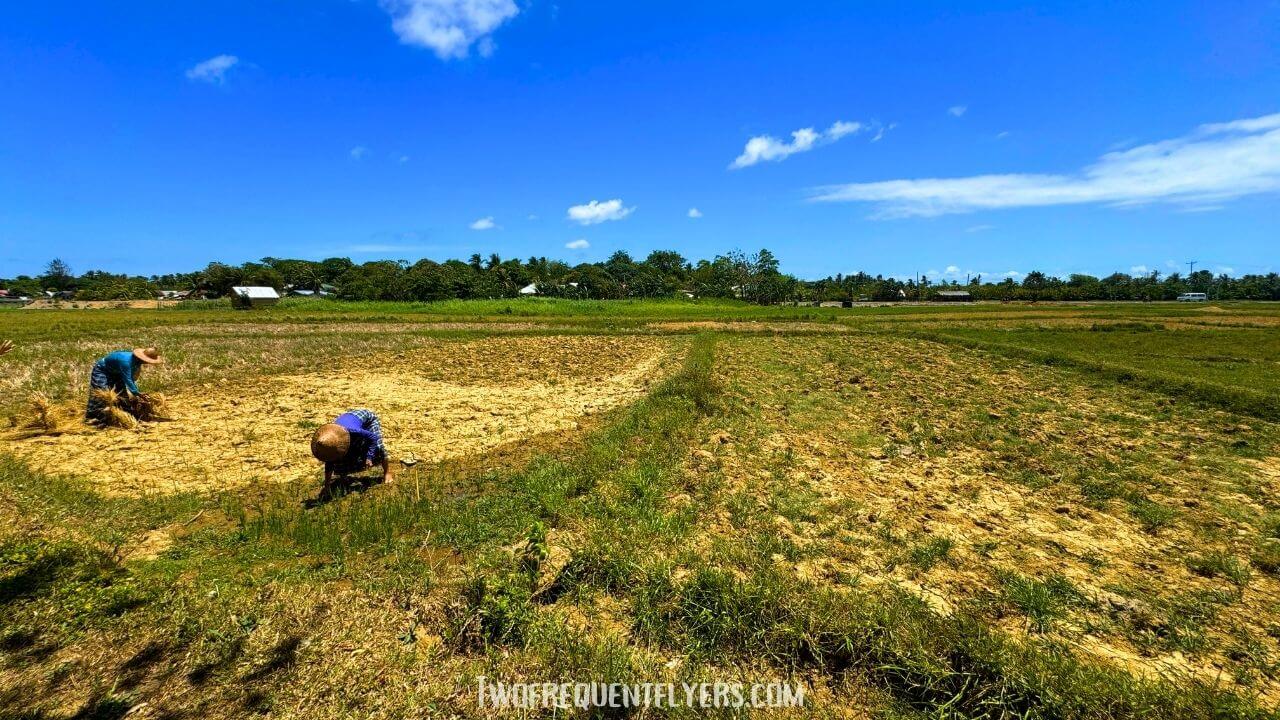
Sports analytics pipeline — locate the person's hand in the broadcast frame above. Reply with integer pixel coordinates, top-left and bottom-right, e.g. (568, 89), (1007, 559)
(0, 340), (11, 356)
(365, 459), (374, 469)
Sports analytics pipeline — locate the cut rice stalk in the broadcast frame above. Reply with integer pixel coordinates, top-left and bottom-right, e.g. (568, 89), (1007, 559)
(130, 392), (172, 421)
(101, 405), (138, 429)
(91, 387), (122, 409)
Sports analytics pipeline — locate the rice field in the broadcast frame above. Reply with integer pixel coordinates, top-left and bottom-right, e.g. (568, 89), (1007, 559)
(2, 300), (1279, 719)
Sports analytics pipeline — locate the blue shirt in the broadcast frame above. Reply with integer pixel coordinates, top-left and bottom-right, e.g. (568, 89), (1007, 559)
(94, 350), (140, 395)
(328, 409), (387, 474)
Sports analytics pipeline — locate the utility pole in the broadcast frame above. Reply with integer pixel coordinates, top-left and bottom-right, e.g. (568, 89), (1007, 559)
(1187, 260), (1197, 276)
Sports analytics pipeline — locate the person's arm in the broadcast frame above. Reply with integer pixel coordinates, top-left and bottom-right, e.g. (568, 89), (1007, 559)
(354, 410), (387, 462)
(353, 409), (392, 482)
(322, 463), (334, 491)
(123, 364), (140, 396)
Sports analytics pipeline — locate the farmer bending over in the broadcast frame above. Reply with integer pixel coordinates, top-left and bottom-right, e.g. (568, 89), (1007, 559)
(86, 347), (160, 422)
(310, 409), (394, 495)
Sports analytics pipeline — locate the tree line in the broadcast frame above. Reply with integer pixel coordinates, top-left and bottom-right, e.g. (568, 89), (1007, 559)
(5, 253), (1279, 303)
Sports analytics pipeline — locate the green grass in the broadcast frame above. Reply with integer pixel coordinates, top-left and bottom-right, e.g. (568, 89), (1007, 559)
(910, 325), (1280, 418)
(1187, 551), (1254, 586)
(999, 572), (1083, 633)
(906, 536), (955, 571)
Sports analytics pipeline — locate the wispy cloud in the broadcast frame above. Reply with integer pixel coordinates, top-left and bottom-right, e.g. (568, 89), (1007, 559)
(185, 55), (239, 84)
(948, 105), (968, 117)
(565, 238), (590, 250)
(687, 207), (703, 218)
(380, 0), (519, 60)
(1130, 265), (1149, 274)
(350, 146), (368, 160)
(870, 122), (897, 142)
(810, 112), (1280, 217)
(469, 216), (497, 230)
(965, 224), (995, 233)
(918, 265), (1018, 282)
(730, 121), (864, 169)
(567, 199), (634, 225)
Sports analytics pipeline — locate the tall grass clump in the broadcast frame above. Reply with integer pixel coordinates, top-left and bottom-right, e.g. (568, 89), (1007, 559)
(630, 560), (1272, 719)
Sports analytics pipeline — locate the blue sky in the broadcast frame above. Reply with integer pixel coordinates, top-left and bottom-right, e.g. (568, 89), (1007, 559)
(1, 1), (1277, 281)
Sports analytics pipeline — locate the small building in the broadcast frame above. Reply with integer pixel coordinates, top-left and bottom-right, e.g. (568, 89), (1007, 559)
(935, 290), (973, 303)
(518, 283), (539, 295)
(158, 289), (190, 300)
(289, 283), (338, 298)
(230, 286), (280, 309)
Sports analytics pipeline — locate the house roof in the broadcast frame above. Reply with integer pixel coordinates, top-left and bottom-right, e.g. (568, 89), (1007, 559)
(231, 286), (280, 299)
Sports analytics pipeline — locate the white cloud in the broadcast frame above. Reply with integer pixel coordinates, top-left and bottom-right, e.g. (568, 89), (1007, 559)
(527, 214), (539, 220)
(948, 105), (968, 117)
(350, 146), (368, 160)
(870, 122), (897, 142)
(380, 0), (518, 60)
(1216, 266), (1235, 274)
(565, 238), (590, 250)
(1130, 265), (1149, 274)
(730, 120), (864, 169)
(827, 121), (862, 140)
(921, 265), (992, 281)
(398, 155), (410, 164)
(995, 131), (1010, 140)
(809, 112), (1280, 217)
(469, 216), (497, 230)
(687, 207), (703, 218)
(185, 55), (239, 84)
(567, 199), (634, 225)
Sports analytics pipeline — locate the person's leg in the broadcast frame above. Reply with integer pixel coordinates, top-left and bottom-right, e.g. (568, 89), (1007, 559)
(85, 366), (109, 421)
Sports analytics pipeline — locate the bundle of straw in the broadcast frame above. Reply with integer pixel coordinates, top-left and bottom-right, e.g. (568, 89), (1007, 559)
(90, 387), (138, 429)
(14, 392), (68, 438)
(90, 386), (121, 409)
(102, 405), (138, 429)
(129, 392), (171, 421)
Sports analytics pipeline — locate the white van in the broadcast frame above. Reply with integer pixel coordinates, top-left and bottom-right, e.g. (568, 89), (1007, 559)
(1176, 292), (1208, 302)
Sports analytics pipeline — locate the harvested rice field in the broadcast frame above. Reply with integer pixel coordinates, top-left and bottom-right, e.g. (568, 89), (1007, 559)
(8, 336), (673, 495)
(3, 299), (1280, 719)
